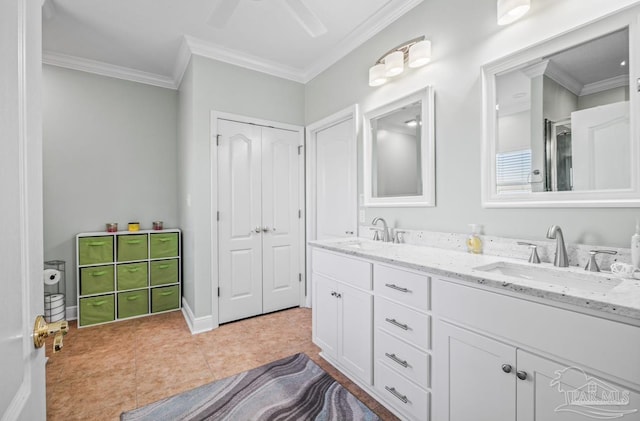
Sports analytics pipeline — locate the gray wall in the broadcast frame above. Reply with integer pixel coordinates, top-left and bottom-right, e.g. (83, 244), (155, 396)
(178, 55), (305, 320)
(43, 65), (178, 306)
(305, 0), (640, 248)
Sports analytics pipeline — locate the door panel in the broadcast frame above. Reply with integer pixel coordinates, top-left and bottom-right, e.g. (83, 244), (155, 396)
(1, 0), (46, 418)
(218, 120), (263, 323)
(517, 350), (640, 421)
(315, 119), (357, 240)
(338, 283), (373, 384)
(436, 321), (516, 421)
(312, 275), (338, 359)
(262, 127), (300, 313)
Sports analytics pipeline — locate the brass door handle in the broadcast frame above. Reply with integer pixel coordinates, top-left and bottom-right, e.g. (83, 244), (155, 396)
(33, 315), (69, 353)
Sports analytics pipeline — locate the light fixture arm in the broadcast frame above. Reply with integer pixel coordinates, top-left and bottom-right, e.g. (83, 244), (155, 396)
(373, 35), (425, 65)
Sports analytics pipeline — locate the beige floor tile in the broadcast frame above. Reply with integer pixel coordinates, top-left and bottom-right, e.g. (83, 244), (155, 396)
(46, 307), (398, 421)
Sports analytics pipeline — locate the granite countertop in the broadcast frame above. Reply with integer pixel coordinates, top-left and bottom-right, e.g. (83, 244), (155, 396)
(309, 237), (640, 322)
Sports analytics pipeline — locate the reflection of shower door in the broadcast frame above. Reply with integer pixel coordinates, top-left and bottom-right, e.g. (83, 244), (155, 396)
(544, 119), (572, 192)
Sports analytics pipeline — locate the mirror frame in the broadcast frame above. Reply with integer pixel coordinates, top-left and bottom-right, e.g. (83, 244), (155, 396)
(481, 12), (640, 208)
(363, 86), (435, 207)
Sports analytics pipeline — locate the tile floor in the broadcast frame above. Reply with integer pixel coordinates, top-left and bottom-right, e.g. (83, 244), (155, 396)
(45, 308), (398, 420)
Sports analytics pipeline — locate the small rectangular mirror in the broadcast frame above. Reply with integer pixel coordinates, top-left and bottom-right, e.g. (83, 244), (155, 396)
(482, 12), (639, 207)
(364, 87), (435, 207)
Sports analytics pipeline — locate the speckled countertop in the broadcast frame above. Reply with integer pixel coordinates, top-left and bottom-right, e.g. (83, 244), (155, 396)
(309, 238), (640, 322)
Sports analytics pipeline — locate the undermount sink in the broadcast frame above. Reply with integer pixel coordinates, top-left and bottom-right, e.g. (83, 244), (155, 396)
(474, 261), (622, 293)
(339, 240), (386, 251)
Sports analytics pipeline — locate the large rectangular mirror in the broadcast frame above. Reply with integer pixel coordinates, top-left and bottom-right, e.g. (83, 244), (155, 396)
(364, 87), (435, 207)
(482, 11), (639, 207)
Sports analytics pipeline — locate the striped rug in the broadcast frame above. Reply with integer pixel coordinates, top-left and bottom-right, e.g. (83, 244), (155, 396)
(121, 353), (380, 421)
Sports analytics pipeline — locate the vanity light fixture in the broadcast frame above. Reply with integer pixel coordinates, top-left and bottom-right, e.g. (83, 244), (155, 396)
(497, 0), (530, 26)
(368, 36), (432, 87)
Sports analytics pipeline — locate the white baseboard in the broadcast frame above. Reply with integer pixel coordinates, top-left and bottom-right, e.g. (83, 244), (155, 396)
(181, 297), (215, 334)
(66, 306), (77, 321)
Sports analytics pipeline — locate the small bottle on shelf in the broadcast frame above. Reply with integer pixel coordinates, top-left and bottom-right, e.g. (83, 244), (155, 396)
(466, 224), (483, 254)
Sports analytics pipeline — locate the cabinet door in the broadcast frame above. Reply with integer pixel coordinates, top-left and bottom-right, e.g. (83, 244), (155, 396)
(312, 274), (338, 360)
(434, 320), (516, 421)
(339, 282), (373, 385)
(516, 350), (640, 421)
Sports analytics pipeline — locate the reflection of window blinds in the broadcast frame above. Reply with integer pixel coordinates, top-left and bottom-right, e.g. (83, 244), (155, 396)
(496, 150), (532, 193)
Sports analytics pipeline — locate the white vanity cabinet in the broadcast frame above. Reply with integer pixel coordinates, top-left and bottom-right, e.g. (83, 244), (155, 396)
(312, 249), (373, 385)
(433, 279), (640, 421)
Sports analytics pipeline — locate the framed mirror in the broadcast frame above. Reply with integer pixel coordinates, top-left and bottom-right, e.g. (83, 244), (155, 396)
(364, 87), (435, 207)
(481, 12), (640, 207)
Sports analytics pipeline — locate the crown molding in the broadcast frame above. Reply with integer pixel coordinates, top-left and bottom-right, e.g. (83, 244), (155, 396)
(580, 74), (629, 96)
(543, 60), (583, 96)
(302, 0), (424, 82)
(43, 51), (178, 89)
(182, 35), (306, 84)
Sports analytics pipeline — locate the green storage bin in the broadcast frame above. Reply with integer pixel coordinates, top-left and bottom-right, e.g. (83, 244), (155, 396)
(117, 234), (148, 262)
(150, 259), (179, 286)
(78, 236), (114, 265)
(151, 285), (179, 313)
(79, 295), (115, 326)
(117, 262), (148, 290)
(80, 265), (114, 295)
(150, 233), (179, 259)
(118, 290), (148, 319)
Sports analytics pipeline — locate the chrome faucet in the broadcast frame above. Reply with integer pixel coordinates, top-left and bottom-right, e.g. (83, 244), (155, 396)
(546, 225), (569, 267)
(371, 217), (391, 242)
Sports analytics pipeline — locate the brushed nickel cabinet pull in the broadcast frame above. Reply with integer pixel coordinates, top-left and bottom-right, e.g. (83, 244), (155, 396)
(385, 386), (408, 404)
(385, 352), (409, 368)
(385, 318), (409, 330)
(385, 283), (410, 293)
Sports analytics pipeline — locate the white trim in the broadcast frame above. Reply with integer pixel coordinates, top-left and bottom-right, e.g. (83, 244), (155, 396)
(363, 87), (436, 207)
(481, 11), (640, 208)
(305, 104), (359, 307)
(173, 36), (193, 89)
(181, 298), (214, 334)
(42, 51), (178, 89)
(65, 306), (77, 321)
(543, 60), (584, 96)
(580, 74), (630, 96)
(184, 36), (306, 83)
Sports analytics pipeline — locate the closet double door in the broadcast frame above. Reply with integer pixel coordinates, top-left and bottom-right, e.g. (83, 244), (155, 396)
(218, 119), (302, 324)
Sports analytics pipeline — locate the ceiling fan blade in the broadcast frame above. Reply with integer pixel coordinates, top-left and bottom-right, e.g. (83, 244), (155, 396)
(208, 0), (242, 28)
(282, 0), (327, 38)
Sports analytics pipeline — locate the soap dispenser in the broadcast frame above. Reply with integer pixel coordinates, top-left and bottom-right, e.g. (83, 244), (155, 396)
(466, 224), (483, 254)
(632, 220), (640, 269)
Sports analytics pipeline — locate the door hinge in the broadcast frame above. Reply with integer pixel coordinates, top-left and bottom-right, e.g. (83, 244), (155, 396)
(297, 145), (303, 155)
(216, 134), (221, 146)
(218, 287), (220, 297)
(298, 209), (302, 219)
(298, 273), (302, 283)
(217, 211), (220, 221)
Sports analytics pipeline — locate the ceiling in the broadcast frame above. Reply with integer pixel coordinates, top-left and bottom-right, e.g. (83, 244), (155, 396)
(42, 0), (424, 88)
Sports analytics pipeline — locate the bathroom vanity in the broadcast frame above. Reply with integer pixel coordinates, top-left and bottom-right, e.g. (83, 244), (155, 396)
(310, 239), (640, 421)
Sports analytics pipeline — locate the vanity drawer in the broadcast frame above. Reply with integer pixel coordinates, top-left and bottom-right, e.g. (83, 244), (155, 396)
(375, 361), (430, 421)
(376, 328), (430, 389)
(312, 249), (372, 290)
(374, 264), (430, 312)
(376, 296), (430, 350)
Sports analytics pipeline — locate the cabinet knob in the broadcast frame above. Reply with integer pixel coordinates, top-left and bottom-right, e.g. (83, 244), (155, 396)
(254, 227), (262, 233)
(516, 370), (528, 380)
(501, 364), (512, 373)
(330, 291), (336, 297)
(345, 231), (354, 235)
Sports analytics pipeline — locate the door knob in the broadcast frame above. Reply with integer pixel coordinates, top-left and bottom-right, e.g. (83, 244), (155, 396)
(501, 364), (512, 373)
(516, 370), (528, 380)
(33, 315), (68, 353)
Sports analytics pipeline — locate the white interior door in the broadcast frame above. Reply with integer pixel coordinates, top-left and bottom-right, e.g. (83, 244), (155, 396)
(217, 120), (263, 324)
(571, 101), (630, 190)
(261, 127), (301, 313)
(314, 118), (358, 240)
(1, 0), (47, 419)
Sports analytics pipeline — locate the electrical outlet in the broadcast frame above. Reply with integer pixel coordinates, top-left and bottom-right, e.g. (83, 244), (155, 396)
(359, 209), (365, 223)
(186, 194), (192, 207)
